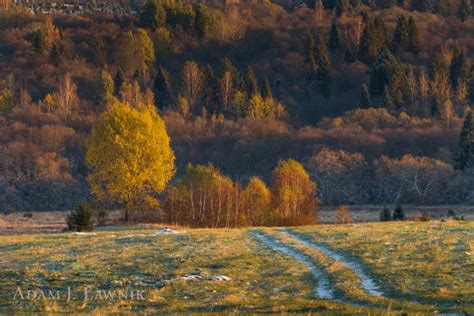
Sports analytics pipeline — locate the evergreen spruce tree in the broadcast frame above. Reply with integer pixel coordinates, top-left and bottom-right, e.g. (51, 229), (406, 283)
(243, 66), (259, 97)
(203, 64), (217, 112)
(328, 20), (340, 52)
(380, 206), (392, 221)
(392, 15), (409, 51)
(457, 111), (474, 170)
(305, 31), (315, 62)
(450, 46), (471, 90)
(140, 0), (166, 29)
(262, 76), (273, 99)
(359, 83), (372, 108)
(114, 68), (125, 96)
(407, 16), (419, 52)
(392, 205), (405, 221)
(154, 66), (174, 109)
(314, 34), (332, 98)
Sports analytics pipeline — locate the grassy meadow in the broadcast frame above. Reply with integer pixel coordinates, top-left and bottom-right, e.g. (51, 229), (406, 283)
(0, 221), (472, 314)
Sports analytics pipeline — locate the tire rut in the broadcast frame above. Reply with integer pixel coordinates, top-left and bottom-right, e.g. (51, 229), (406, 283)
(281, 229), (384, 297)
(250, 230), (334, 300)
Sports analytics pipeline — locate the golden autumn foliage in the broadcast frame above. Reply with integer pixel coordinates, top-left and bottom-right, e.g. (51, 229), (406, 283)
(86, 101), (175, 221)
(271, 159), (319, 226)
(165, 164), (238, 228)
(240, 176), (272, 226)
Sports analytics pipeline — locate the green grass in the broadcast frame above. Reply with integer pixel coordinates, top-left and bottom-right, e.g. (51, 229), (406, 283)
(0, 222), (472, 314)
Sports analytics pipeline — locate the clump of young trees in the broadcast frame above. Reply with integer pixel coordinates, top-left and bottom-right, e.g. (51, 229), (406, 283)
(165, 159), (319, 227)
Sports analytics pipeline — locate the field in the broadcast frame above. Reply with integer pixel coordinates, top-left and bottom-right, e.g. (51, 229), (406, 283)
(0, 220), (473, 314)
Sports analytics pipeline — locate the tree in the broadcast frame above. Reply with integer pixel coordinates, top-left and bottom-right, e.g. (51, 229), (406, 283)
(241, 177), (272, 226)
(335, 205), (352, 224)
(392, 204), (405, 220)
(359, 84), (372, 108)
(407, 16), (419, 52)
(380, 206), (392, 221)
(97, 70), (115, 109)
(114, 69), (125, 96)
(392, 15), (409, 51)
(328, 20), (340, 52)
(358, 16), (389, 65)
(180, 61), (205, 111)
(271, 159), (319, 226)
(165, 164), (238, 227)
(140, 0), (166, 29)
(195, 4), (213, 39)
(314, 34), (332, 98)
(66, 201), (94, 232)
(450, 46), (471, 91)
(114, 29), (155, 78)
(219, 70), (234, 114)
(86, 101), (175, 221)
(154, 66), (174, 109)
(243, 66), (259, 97)
(262, 76), (272, 99)
(307, 148), (368, 205)
(32, 18), (61, 54)
(439, 98), (454, 129)
(457, 112), (474, 170)
(246, 94), (286, 120)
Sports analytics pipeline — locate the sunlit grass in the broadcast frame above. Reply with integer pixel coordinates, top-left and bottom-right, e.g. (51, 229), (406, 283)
(0, 222), (472, 313)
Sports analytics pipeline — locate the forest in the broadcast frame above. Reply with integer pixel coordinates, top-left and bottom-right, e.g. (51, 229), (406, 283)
(0, 0), (473, 218)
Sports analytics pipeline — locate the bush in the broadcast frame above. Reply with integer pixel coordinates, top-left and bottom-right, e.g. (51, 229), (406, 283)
(335, 205), (352, 224)
(66, 202), (94, 231)
(392, 205), (405, 221)
(418, 210), (430, 222)
(380, 206), (392, 221)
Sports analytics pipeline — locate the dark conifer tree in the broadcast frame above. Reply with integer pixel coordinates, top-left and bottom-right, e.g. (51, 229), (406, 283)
(359, 83), (372, 108)
(392, 204), (405, 221)
(243, 66), (259, 97)
(154, 66), (174, 109)
(140, 0), (166, 29)
(358, 16), (389, 65)
(407, 16), (419, 52)
(314, 34), (332, 98)
(305, 31), (315, 62)
(392, 15), (409, 51)
(262, 76), (273, 99)
(457, 111), (474, 170)
(328, 20), (340, 52)
(203, 64), (218, 112)
(114, 68), (125, 96)
(450, 46), (471, 90)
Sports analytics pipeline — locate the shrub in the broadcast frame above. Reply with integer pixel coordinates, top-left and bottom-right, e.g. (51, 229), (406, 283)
(335, 205), (352, 224)
(392, 204), (405, 221)
(380, 206), (392, 221)
(66, 202), (94, 232)
(418, 210), (430, 222)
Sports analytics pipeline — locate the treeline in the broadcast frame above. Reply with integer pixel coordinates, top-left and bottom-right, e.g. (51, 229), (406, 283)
(0, 2), (473, 211)
(164, 160), (319, 227)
